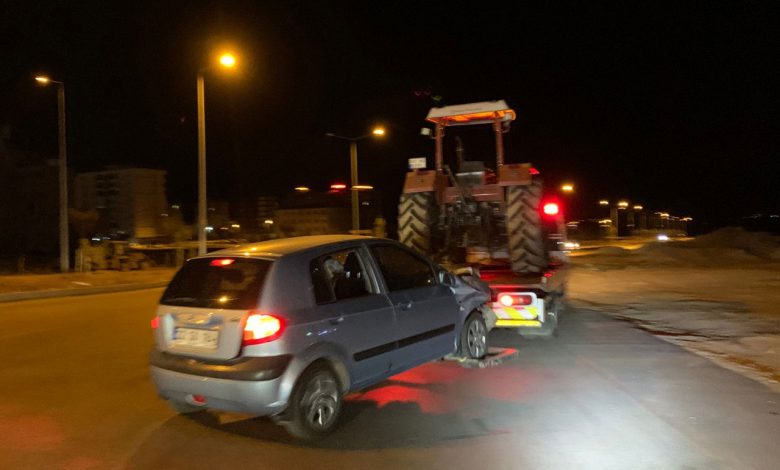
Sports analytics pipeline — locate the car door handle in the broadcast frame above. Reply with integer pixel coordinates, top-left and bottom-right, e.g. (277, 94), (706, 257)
(397, 301), (412, 311)
(329, 316), (345, 325)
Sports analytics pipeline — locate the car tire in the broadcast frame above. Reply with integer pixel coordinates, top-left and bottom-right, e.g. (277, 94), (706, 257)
(282, 363), (343, 441)
(460, 312), (488, 359)
(539, 298), (560, 338)
(167, 398), (203, 414)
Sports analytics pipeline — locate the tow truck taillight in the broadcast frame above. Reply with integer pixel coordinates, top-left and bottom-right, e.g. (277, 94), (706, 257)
(243, 313), (284, 346)
(543, 202), (560, 216)
(496, 293), (533, 306)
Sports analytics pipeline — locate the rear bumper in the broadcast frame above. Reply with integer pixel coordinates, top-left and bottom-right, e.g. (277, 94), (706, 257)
(150, 350), (291, 381)
(149, 350), (293, 415)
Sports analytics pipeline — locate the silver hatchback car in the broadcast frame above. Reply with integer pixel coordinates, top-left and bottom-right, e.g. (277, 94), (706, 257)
(150, 235), (491, 439)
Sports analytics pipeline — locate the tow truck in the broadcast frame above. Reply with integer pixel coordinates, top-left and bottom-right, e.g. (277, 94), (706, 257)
(398, 100), (568, 337)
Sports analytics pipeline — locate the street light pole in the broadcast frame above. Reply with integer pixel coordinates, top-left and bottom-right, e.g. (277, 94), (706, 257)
(35, 76), (69, 272)
(56, 82), (69, 272)
(326, 127), (385, 235)
(349, 140), (359, 233)
(196, 72), (207, 255)
(195, 52), (237, 256)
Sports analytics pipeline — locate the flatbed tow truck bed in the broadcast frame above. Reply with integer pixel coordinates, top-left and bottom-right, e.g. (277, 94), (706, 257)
(476, 261), (568, 333)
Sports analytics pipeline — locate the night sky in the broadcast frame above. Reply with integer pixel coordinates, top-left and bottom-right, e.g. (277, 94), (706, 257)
(1, 1), (777, 231)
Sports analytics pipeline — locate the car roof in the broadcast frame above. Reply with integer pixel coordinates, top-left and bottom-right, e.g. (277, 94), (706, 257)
(201, 235), (374, 259)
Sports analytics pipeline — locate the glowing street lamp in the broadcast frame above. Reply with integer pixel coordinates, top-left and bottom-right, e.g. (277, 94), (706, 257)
(34, 75), (69, 272)
(219, 53), (237, 68)
(617, 200), (629, 210)
(599, 200), (609, 206)
(197, 51), (239, 255)
(325, 126), (386, 233)
(561, 183), (574, 193)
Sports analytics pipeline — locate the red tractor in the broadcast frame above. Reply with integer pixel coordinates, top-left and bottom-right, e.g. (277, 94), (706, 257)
(399, 100), (565, 273)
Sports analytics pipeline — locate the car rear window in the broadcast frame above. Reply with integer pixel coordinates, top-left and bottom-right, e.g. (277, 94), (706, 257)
(160, 258), (273, 309)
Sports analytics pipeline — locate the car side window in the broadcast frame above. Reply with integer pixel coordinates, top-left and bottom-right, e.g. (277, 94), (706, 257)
(309, 248), (372, 303)
(370, 245), (435, 292)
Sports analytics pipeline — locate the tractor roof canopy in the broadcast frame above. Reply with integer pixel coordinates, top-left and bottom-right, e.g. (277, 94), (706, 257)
(426, 100), (516, 126)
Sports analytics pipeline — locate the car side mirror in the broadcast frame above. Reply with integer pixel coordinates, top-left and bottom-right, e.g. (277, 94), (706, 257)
(438, 271), (457, 286)
(453, 266), (478, 278)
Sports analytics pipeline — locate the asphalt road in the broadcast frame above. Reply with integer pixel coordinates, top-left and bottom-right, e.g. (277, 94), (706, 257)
(1, 290), (778, 469)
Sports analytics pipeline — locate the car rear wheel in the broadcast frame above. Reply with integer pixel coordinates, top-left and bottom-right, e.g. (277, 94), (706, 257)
(283, 364), (342, 440)
(460, 313), (487, 359)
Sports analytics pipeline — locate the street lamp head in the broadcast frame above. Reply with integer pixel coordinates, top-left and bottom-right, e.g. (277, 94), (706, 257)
(633, 205), (643, 211)
(372, 126), (386, 137)
(34, 76), (51, 85)
(599, 199), (609, 206)
(218, 53), (237, 68)
(561, 183), (574, 193)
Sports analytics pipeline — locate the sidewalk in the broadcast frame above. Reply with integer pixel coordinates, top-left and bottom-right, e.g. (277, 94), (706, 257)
(0, 268), (176, 302)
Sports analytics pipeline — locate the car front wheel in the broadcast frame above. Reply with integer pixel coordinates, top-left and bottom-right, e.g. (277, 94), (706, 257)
(282, 363), (343, 440)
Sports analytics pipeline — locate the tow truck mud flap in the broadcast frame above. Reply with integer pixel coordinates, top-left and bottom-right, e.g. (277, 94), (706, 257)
(443, 347), (519, 369)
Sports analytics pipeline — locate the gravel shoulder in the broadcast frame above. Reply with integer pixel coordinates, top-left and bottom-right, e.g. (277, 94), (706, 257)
(569, 229), (780, 391)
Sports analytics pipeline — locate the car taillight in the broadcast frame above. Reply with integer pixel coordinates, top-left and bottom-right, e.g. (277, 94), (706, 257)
(210, 258), (235, 267)
(151, 317), (159, 329)
(243, 313), (284, 345)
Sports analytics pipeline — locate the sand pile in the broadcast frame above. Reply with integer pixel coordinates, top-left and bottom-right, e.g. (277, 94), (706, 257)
(634, 228), (780, 265)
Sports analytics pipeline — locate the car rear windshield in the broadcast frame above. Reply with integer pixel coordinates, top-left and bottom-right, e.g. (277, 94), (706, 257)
(160, 258), (273, 309)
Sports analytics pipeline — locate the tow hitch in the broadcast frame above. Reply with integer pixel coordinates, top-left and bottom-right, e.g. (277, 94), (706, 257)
(444, 347), (519, 369)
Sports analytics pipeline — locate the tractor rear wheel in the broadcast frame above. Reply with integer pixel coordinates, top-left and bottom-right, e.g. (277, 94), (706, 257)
(398, 192), (437, 255)
(505, 181), (547, 273)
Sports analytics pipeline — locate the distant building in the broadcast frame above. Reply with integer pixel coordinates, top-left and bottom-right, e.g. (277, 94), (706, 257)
(275, 207), (351, 236)
(207, 200), (231, 229)
(273, 190), (350, 237)
(0, 158), (61, 255)
(0, 130), (63, 255)
(256, 196), (279, 227)
(74, 167), (168, 240)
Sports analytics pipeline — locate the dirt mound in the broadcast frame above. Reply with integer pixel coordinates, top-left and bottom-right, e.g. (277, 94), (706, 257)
(686, 227), (780, 259)
(635, 244), (759, 265)
(591, 246), (630, 256)
(634, 227), (780, 265)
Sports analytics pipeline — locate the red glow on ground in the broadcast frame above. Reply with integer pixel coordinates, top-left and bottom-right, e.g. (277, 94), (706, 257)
(0, 408), (64, 451)
(355, 384), (457, 414)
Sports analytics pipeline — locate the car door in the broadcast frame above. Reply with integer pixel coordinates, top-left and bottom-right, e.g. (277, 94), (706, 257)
(368, 243), (460, 371)
(307, 246), (398, 389)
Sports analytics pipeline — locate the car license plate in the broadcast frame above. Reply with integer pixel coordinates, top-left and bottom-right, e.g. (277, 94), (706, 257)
(173, 327), (219, 349)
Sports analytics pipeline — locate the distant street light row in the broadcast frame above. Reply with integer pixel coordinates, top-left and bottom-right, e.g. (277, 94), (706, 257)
(34, 51), (240, 263)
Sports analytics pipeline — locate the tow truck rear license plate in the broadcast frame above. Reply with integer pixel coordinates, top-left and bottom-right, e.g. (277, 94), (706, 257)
(173, 328), (218, 349)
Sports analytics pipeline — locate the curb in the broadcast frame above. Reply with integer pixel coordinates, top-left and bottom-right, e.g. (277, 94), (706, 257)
(0, 281), (169, 303)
